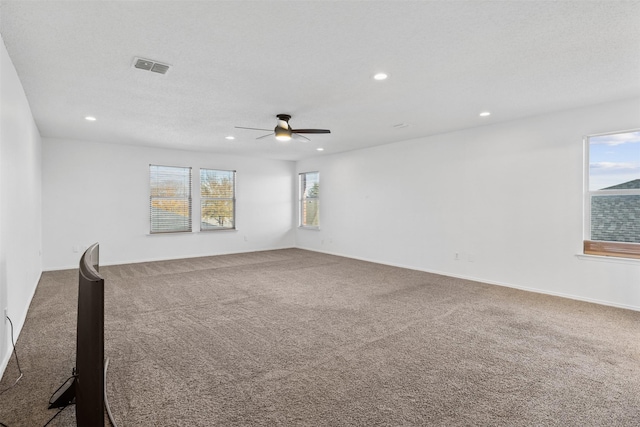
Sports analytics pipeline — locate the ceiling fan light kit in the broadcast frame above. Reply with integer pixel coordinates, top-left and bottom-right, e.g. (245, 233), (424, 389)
(275, 128), (292, 141)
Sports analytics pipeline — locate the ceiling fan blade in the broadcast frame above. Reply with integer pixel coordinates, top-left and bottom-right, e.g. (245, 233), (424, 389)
(292, 133), (311, 142)
(256, 133), (274, 140)
(291, 129), (331, 134)
(235, 126), (273, 131)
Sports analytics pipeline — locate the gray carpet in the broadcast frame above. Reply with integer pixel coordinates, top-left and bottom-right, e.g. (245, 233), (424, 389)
(1, 249), (639, 426)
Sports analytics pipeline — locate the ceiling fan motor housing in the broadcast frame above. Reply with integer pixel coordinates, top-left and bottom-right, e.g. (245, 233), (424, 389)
(275, 114), (292, 139)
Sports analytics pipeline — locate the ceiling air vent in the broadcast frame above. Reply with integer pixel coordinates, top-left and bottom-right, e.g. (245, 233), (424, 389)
(133, 57), (171, 74)
(150, 63), (170, 74)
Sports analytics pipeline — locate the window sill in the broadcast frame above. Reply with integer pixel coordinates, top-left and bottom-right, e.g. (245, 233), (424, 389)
(576, 254), (640, 265)
(583, 240), (640, 260)
(147, 231), (194, 236)
(147, 229), (238, 236)
(299, 226), (321, 231)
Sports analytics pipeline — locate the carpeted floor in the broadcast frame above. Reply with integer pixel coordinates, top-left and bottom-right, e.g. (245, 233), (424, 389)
(1, 248), (639, 426)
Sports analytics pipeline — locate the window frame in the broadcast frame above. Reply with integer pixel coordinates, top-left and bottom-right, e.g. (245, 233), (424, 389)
(149, 164), (193, 234)
(583, 130), (640, 259)
(199, 168), (236, 231)
(299, 171), (320, 229)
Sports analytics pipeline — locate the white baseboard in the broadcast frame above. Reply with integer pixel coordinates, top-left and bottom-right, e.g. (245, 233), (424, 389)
(296, 246), (640, 312)
(0, 344), (12, 382)
(0, 271), (41, 379)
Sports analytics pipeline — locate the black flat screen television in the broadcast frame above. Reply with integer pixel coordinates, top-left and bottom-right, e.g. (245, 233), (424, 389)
(50, 242), (106, 426)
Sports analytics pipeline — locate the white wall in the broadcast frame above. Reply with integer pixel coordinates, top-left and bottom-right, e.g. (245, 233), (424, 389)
(0, 36), (43, 375)
(42, 138), (296, 269)
(297, 98), (640, 310)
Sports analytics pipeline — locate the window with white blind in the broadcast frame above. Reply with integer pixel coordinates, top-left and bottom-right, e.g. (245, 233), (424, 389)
(584, 130), (640, 259)
(299, 171), (319, 228)
(200, 169), (236, 230)
(149, 165), (192, 233)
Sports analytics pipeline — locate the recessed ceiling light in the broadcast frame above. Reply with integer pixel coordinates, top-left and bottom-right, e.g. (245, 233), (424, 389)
(373, 72), (388, 81)
(85, 116), (96, 121)
(317, 148), (324, 151)
(225, 136), (235, 140)
(479, 111), (491, 117)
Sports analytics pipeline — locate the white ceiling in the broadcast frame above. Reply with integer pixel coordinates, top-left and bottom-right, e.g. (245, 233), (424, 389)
(1, 1), (639, 161)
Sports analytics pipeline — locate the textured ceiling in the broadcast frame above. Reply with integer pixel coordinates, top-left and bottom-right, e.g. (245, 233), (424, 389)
(1, 1), (639, 161)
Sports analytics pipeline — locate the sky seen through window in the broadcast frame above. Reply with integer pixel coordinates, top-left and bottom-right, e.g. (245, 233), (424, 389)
(589, 131), (640, 191)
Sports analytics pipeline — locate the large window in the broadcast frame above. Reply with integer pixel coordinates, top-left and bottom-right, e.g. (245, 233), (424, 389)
(149, 165), (192, 233)
(584, 130), (640, 259)
(299, 171), (319, 228)
(200, 169), (236, 230)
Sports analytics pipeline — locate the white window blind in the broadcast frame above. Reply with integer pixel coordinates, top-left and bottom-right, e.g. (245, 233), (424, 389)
(149, 165), (192, 233)
(299, 171), (319, 228)
(200, 169), (236, 230)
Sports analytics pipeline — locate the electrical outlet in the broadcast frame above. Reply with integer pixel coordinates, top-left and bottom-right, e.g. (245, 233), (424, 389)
(454, 252), (460, 261)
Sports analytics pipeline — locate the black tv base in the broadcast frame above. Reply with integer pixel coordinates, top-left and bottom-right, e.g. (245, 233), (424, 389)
(48, 374), (76, 409)
(48, 359), (118, 427)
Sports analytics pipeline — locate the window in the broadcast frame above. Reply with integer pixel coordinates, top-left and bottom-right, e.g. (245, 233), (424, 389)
(299, 171), (320, 228)
(584, 130), (640, 259)
(200, 169), (236, 230)
(149, 165), (192, 233)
